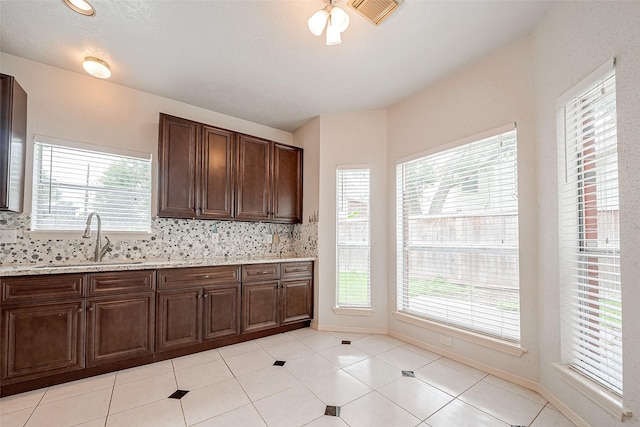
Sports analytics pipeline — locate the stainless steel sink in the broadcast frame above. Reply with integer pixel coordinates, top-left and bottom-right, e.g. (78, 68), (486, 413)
(34, 261), (144, 268)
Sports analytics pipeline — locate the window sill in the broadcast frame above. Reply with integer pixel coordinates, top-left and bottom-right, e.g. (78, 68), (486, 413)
(552, 363), (632, 421)
(392, 311), (526, 357)
(333, 307), (374, 316)
(26, 230), (153, 241)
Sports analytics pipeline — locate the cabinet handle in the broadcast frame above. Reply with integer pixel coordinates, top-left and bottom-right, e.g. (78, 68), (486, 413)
(288, 268), (306, 272)
(201, 275), (210, 279)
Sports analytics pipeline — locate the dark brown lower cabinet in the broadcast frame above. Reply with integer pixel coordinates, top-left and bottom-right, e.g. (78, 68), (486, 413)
(0, 261), (311, 397)
(1, 300), (85, 382)
(156, 288), (201, 351)
(87, 293), (155, 367)
(281, 278), (313, 325)
(156, 266), (242, 353)
(203, 284), (241, 340)
(242, 281), (279, 333)
(242, 262), (313, 333)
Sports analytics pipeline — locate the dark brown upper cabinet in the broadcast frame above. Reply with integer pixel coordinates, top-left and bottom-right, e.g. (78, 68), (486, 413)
(157, 114), (234, 220)
(236, 134), (303, 223)
(272, 143), (303, 223)
(158, 113), (302, 223)
(0, 74), (27, 212)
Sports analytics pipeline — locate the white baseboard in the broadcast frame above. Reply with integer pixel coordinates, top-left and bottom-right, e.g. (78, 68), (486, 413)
(536, 384), (590, 427)
(314, 323), (388, 335)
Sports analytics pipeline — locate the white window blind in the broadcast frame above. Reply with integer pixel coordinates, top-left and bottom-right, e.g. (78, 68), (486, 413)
(32, 139), (152, 232)
(396, 128), (520, 342)
(558, 65), (622, 395)
(336, 167), (371, 307)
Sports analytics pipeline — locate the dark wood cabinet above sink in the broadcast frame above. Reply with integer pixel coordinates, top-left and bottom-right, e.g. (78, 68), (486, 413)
(157, 113), (302, 224)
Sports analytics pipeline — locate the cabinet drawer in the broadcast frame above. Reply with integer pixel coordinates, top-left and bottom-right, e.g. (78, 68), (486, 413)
(242, 263), (280, 282)
(281, 262), (313, 278)
(88, 270), (155, 296)
(1, 274), (85, 303)
(157, 266), (240, 289)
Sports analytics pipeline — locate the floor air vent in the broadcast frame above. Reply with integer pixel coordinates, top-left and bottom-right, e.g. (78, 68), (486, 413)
(347, 0), (403, 26)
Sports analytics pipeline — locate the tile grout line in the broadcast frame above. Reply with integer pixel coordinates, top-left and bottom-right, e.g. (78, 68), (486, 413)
(102, 373), (117, 427)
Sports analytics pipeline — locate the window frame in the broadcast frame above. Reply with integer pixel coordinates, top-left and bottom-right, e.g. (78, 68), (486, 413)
(30, 135), (153, 235)
(557, 59), (624, 398)
(335, 165), (371, 309)
(395, 124), (521, 344)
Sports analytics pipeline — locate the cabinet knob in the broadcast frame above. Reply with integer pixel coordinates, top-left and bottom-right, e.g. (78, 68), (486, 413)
(77, 308), (83, 313)
(203, 293), (209, 298)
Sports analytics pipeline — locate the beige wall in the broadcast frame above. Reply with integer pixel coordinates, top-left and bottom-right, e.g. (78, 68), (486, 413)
(0, 53), (294, 216)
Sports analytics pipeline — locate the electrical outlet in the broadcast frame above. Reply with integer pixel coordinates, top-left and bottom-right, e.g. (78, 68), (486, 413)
(210, 233), (220, 243)
(263, 234), (273, 244)
(439, 335), (453, 347)
(0, 229), (17, 244)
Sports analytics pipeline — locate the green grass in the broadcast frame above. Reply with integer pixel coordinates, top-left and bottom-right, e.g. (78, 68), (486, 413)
(337, 271), (370, 306)
(407, 276), (472, 298)
(599, 298), (621, 326)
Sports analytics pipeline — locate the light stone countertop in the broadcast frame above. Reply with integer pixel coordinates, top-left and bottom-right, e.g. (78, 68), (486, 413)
(0, 256), (316, 277)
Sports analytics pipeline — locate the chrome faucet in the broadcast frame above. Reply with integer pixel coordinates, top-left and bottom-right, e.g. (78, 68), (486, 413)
(82, 212), (111, 262)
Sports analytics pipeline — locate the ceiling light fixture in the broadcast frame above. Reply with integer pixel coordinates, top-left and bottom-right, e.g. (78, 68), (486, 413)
(308, 0), (350, 46)
(83, 57), (111, 79)
(62, 0), (96, 16)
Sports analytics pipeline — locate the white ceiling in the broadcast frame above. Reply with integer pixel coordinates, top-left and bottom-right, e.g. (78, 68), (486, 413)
(0, 0), (553, 132)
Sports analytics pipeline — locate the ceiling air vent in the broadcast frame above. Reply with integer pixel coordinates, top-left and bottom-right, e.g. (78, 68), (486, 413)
(347, 0), (403, 26)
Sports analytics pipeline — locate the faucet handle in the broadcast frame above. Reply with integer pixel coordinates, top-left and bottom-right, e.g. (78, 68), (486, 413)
(98, 236), (112, 261)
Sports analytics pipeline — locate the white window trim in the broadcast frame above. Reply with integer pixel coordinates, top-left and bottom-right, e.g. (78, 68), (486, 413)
(395, 124), (520, 343)
(396, 122), (516, 165)
(556, 58), (623, 398)
(335, 165), (371, 309)
(392, 311), (526, 357)
(552, 363), (631, 420)
(25, 229), (153, 240)
(333, 307), (375, 316)
(34, 135), (151, 160)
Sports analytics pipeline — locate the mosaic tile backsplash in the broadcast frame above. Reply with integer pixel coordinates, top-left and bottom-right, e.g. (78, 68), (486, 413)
(0, 212), (318, 266)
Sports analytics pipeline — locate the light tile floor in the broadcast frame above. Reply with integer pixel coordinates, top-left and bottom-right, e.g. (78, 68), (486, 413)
(0, 328), (576, 427)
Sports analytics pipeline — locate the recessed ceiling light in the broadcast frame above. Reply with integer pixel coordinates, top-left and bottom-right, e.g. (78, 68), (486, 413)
(83, 57), (111, 79)
(63, 0), (95, 16)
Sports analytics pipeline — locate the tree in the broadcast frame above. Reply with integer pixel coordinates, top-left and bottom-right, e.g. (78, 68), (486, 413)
(95, 159), (151, 229)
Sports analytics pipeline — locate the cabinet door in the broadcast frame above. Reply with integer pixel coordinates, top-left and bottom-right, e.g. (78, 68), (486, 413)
(272, 144), (302, 223)
(236, 134), (271, 221)
(200, 126), (235, 219)
(242, 281), (279, 333)
(202, 284), (240, 341)
(0, 74), (27, 213)
(87, 293), (154, 367)
(1, 300), (84, 382)
(156, 289), (201, 352)
(158, 114), (199, 218)
(280, 278), (313, 325)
